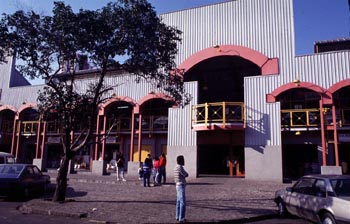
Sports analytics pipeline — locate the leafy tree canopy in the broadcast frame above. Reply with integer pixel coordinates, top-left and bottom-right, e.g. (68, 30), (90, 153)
(0, 0), (190, 202)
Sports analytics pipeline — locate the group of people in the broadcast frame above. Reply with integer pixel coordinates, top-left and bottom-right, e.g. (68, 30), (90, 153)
(139, 153), (167, 187)
(107, 151), (126, 181)
(109, 152), (189, 223)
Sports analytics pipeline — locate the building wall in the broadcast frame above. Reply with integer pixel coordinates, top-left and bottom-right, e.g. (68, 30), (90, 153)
(295, 51), (350, 88)
(245, 145), (282, 181)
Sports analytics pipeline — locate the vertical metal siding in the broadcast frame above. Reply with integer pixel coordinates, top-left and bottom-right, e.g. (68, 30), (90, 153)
(162, 0), (295, 147)
(245, 75), (281, 146)
(168, 82), (197, 146)
(295, 51), (350, 88)
(161, 0), (295, 74)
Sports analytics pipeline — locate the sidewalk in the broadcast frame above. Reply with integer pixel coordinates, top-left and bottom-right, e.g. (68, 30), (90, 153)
(19, 171), (290, 224)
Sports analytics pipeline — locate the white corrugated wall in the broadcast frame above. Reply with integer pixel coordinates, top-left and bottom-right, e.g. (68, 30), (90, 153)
(168, 82), (197, 146)
(162, 0), (295, 147)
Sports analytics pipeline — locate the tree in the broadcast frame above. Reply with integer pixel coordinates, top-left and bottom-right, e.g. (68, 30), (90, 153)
(0, 0), (190, 202)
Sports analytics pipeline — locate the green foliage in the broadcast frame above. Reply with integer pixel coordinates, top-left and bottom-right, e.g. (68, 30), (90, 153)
(0, 0), (190, 134)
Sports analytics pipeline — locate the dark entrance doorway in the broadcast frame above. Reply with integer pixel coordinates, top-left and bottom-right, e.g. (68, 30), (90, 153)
(339, 143), (350, 174)
(282, 144), (319, 181)
(198, 144), (244, 176)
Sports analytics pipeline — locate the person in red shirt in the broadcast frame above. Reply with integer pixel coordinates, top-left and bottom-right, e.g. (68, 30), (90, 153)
(159, 153), (167, 184)
(153, 156), (160, 186)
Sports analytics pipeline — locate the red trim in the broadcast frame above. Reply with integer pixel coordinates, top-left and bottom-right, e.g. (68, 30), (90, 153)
(99, 96), (137, 115)
(0, 105), (17, 113)
(192, 123), (245, 131)
(266, 82), (332, 104)
(137, 92), (175, 111)
(18, 103), (37, 114)
(178, 45), (279, 76)
(327, 79), (350, 94)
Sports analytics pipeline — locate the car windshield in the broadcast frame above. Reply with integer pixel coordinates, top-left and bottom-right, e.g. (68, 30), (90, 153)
(330, 179), (350, 197)
(0, 165), (24, 175)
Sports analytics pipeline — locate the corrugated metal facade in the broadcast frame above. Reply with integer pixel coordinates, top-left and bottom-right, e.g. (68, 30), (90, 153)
(1, 0), (349, 181)
(162, 0), (296, 147)
(168, 82), (197, 146)
(161, 0), (295, 72)
(295, 51), (350, 88)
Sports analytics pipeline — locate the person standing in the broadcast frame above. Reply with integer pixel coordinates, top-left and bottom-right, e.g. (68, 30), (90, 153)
(152, 156), (160, 186)
(174, 155), (188, 223)
(143, 154), (153, 187)
(116, 152), (126, 181)
(159, 153), (167, 184)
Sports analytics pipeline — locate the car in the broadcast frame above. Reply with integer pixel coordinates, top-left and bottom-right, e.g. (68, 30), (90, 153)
(0, 164), (51, 198)
(0, 152), (15, 164)
(274, 174), (350, 224)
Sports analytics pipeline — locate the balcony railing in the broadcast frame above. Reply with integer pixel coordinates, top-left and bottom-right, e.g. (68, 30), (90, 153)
(281, 109), (320, 127)
(21, 121), (39, 136)
(191, 102), (245, 128)
(106, 115), (168, 132)
(47, 121), (63, 133)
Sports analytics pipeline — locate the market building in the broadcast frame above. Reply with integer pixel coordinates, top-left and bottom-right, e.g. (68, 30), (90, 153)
(0, 0), (349, 182)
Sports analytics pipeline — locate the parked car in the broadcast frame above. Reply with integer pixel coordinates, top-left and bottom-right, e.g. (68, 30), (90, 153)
(274, 174), (350, 224)
(0, 152), (15, 164)
(0, 164), (50, 198)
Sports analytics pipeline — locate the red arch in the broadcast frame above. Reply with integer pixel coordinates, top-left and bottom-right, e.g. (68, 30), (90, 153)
(0, 105), (17, 113)
(178, 45), (279, 76)
(18, 103), (37, 113)
(137, 93), (175, 114)
(327, 79), (350, 94)
(266, 82), (332, 104)
(99, 96), (137, 115)
(16, 103), (38, 119)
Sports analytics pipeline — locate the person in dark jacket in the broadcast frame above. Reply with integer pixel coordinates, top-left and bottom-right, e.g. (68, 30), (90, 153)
(143, 154), (153, 187)
(116, 152), (126, 181)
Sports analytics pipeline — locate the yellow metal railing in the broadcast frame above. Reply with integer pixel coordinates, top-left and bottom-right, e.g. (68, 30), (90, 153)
(281, 108), (320, 127)
(21, 121), (39, 135)
(47, 121), (63, 133)
(191, 102), (245, 128)
(341, 108), (350, 126)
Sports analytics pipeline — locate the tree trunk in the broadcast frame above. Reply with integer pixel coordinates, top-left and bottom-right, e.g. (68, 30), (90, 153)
(52, 154), (70, 202)
(52, 130), (74, 202)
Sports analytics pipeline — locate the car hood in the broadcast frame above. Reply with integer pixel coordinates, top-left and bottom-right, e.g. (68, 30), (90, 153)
(338, 196), (350, 201)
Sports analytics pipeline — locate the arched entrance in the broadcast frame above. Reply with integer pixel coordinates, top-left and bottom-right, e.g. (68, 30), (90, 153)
(276, 88), (323, 180)
(331, 85), (350, 174)
(183, 44), (274, 176)
(0, 108), (16, 153)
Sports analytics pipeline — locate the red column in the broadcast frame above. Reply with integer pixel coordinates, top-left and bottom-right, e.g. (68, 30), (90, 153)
(94, 115), (100, 160)
(319, 100), (327, 166)
(138, 114), (142, 162)
(101, 115), (107, 160)
(35, 120), (42, 158)
(41, 121), (47, 159)
(332, 105), (339, 166)
(129, 112), (135, 162)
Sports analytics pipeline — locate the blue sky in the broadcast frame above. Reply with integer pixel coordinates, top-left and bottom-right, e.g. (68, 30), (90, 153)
(0, 0), (349, 55)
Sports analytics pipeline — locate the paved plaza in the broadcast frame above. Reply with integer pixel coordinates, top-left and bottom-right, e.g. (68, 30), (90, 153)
(20, 171), (290, 223)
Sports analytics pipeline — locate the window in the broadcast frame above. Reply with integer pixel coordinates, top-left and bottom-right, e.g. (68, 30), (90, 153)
(293, 178), (316, 195)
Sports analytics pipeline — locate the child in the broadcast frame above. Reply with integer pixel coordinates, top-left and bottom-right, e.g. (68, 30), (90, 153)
(138, 162), (144, 180)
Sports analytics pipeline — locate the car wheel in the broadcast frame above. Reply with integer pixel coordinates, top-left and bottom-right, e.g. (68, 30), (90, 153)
(321, 212), (336, 224)
(277, 200), (288, 217)
(23, 187), (30, 199)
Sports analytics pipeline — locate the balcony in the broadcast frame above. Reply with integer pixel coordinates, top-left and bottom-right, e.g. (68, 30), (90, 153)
(21, 121), (39, 136)
(191, 102), (245, 131)
(281, 108), (321, 129)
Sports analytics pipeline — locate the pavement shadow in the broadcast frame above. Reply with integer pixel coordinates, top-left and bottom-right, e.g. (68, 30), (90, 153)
(41, 184), (88, 199)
